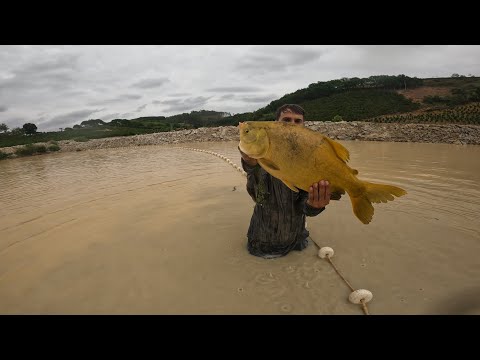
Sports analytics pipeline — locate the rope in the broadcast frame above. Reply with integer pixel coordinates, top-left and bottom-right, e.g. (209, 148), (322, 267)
(179, 146), (371, 315)
(325, 256), (355, 292)
(326, 256), (369, 315)
(309, 234), (371, 315)
(178, 146), (247, 177)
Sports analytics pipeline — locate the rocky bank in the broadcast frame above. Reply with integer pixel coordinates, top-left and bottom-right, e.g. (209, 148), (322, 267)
(1, 121), (479, 157)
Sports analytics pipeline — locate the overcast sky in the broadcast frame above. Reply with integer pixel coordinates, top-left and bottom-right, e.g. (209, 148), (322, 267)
(1, 45), (479, 131)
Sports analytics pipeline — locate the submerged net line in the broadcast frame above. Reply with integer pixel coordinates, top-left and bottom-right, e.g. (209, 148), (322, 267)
(301, 232), (371, 315)
(178, 146), (247, 177)
(179, 146), (371, 315)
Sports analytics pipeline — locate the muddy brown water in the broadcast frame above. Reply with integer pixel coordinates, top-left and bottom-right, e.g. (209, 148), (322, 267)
(1, 140), (479, 314)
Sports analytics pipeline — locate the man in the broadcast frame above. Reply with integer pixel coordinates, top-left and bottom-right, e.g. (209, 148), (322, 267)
(239, 104), (338, 258)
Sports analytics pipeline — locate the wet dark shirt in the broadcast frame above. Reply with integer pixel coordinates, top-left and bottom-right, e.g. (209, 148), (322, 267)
(241, 158), (325, 258)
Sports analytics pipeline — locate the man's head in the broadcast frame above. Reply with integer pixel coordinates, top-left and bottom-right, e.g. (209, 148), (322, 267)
(275, 104), (305, 125)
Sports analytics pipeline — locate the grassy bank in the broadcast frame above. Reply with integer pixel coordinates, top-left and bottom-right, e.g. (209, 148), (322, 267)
(0, 127), (159, 148)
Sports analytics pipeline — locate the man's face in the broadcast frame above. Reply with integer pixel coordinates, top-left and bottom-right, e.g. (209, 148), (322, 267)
(277, 110), (304, 126)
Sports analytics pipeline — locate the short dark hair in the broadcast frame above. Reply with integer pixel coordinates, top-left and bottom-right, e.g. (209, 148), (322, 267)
(275, 104), (305, 121)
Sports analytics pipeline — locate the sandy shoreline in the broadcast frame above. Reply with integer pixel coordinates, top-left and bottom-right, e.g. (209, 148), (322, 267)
(1, 121), (480, 156)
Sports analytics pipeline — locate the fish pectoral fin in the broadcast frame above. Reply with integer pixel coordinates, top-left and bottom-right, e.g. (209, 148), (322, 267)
(324, 136), (350, 163)
(330, 186), (345, 200)
(259, 158), (280, 171)
(330, 191), (343, 200)
(281, 179), (300, 192)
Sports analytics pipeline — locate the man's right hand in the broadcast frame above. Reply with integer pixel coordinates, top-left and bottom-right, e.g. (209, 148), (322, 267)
(238, 146), (258, 167)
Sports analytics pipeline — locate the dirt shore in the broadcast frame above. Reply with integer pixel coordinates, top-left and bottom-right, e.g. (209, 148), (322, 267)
(2, 121), (479, 156)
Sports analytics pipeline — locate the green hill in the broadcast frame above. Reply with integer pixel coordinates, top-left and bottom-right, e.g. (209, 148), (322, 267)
(300, 89), (420, 121)
(219, 75), (480, 124)
(68, 75), (480, 127)
(2, 74), (480, 149)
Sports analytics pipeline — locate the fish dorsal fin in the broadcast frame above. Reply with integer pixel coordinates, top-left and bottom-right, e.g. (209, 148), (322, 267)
(324, 136), (350, 163)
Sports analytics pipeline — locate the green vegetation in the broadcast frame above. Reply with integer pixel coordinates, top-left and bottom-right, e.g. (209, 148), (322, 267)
(35, 145), (47, 153)
(254, 74), (424, 117)
(424, 87), (480, 107)
(12, 143), (60, 157)
(0, 127), (157, 148)
(2, 74), (479, 150)
(23, 123), (38, 135)
(0, 150), (10, 160)
(15, 144), (40, 156)
(301, 89), (420, 121)
(48, 144), (60, 152)
(369, 102), (480, 124)
(423, 76), (480, 88)
(72, 136), (90, 142)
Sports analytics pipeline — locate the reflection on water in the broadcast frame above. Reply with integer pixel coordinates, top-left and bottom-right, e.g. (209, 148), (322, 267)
(1, 141), (479, 314)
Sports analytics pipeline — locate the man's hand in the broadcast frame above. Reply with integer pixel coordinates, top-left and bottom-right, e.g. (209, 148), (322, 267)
(238, 146), (258, 167)
(307, 180), (331, 209)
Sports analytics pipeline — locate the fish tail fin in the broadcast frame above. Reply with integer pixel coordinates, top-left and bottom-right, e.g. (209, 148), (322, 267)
(364, 181), (407, 203)
(349, 181), (407, 224)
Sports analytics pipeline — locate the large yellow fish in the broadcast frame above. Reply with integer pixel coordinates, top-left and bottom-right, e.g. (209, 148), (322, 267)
(238, 121), (406, 224)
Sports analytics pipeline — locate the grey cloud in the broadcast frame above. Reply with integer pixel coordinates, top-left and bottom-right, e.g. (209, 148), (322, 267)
(35, 116), (48, 125)
(158, 99), (181, 106)
(219, 94), (235, 100)
(3, 45), (480, 130)
(207, 86), (262, 92)
(152, 98), (181, 106)
(353, 45), (437, 54)
(239, 94), (277, 103)
(100, 113), (121, 121)
(63, 90), (88, 97)
(121, 94), (142, 100)
(88, 99), (117, 106)
(236, 47), (324, 74)
(237, 55), (284, 71)
(122, 94), (143, 100)
(135, 104), (148, 112)
(0, 70), (76, 93)
(15, 53), (80, 75)
(88, 94), (143, 106)
(0, 75), (72, 92)
(93, 86), (110, 93)
(41, 108), (104, 130)
(4, 117), (24, 128)
(219, 104), (261, 115)
(0, 105), (7, 112)
(0, 53), (80, 93)
(131, 78), (170, 89)
(155, 96), (211, 112)
(288, 50), (323, 65)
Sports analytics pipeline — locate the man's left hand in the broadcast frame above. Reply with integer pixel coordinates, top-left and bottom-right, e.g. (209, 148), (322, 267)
(307, 180), (331, 209)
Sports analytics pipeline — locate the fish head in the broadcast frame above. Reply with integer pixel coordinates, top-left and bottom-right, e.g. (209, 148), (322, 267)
(238, 121), (270, 158)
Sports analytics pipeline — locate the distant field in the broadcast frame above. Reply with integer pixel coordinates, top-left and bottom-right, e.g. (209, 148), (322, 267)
(368, 102), (480, 124)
